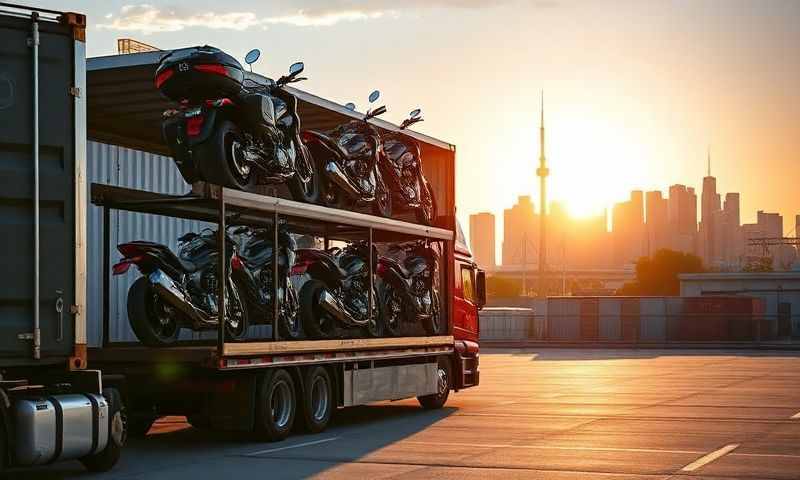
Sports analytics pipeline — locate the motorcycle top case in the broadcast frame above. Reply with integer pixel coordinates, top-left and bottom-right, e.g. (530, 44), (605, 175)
(155, 45), (245, 103)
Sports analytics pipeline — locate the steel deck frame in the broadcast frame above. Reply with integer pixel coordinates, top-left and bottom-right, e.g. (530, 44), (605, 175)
(91, 182), (455, 366)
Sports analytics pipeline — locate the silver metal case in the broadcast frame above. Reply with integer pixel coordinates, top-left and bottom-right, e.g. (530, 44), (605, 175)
(14, 394), (109, 466)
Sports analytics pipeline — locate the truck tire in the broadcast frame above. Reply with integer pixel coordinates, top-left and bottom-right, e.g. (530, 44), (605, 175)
(128, 277), (181, 347)
(255, 369), (296, 441)
(81, 388), (127, 473)
(196, 119), (257, 191)
(299, 279), (335, 339)
(297, 366), (333, 434)
(417, 357), (451, 410)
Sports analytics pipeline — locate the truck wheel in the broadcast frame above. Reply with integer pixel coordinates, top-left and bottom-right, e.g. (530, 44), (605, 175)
(418, 357), (451, 410)
(128, 277), (181, 347)
(81, 388), (127, 473)
(255, 369), (296, 441)
(299, 280), (335, 339)
(297, 366), (333, 433)
(196, 120), (257, 191)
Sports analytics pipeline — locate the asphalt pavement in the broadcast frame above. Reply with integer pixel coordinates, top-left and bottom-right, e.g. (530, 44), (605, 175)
(11, 349), (800, 479)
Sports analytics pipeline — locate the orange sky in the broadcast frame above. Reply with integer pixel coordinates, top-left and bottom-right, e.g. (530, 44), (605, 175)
(44, 0), (800, 238)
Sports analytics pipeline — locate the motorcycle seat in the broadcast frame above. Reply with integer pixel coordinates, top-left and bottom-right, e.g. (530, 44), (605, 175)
(307, 130), (353, 160)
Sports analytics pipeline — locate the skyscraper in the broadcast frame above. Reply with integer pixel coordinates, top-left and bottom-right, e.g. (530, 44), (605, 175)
(502, 196), (536, 267)
(700, 150), (721, 263)
(645, 190), (669, 255)
(668, 184), (697, 254)
(612, 191), (645, 266)
(469, 212), (496, 269)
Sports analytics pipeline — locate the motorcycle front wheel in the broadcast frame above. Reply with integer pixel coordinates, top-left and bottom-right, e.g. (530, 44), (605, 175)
(195, 120), (257, 191)
(366, 286), (384, 338)
(415, 182), (437, 226)
(224, 279), (250, 341)
(379, 282), (404, 337)
(288, 142), (321, 204)
(372, 173), (393, 218)
(422, 289), (443, 336)
(128, 277), (181, 347)
(278, 279), (303, 340)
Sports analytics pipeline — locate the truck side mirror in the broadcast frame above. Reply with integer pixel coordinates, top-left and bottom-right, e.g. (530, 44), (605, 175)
(475, 269), (486, 310)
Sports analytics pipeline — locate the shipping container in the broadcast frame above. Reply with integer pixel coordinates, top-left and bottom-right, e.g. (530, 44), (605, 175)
(598, 297), (622, 341)
(0, 4), (124, 473)
(479, 307), (534, 340)
(639, 297), (667, 342)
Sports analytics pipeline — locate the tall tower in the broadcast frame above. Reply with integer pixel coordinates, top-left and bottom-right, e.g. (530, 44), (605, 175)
(536, 92), (549, 297)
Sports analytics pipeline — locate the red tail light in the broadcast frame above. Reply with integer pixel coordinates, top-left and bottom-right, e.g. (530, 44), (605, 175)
(186, 115), (205, 137)
(376, 262), (388, 276)
(193, 63), (229, 77)
(300, 131), (314, 143)
(230, 255), (244, 270)
(290, 260), (312, 276)
(112, 256), (143, 275)
(154, 68), (174, 89)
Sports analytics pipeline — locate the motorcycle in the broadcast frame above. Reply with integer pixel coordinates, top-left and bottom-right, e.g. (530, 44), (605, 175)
(301, 90), (392, 217)
(293, 241), (383, 339)
(156, 45), (320, 202)
(380, 109), (437, 225)
(112, 228), (249, 347)
(377, 240), (442, 336)
(227, 224), (302, 339)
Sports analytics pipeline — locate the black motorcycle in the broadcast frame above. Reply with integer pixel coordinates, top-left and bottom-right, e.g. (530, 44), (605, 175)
(228, 224), (301, 339)
(302, 90), (391, 217)
(377, 240), (441, 336)
(293, 241), (382, 339)
(380, 109), (437, 225)
(156, 46), (320, 202)
(113, 228), (249, 347)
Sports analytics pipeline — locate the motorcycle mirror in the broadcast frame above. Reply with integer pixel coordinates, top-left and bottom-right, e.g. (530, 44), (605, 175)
(289, 61), (304, 76)
(244, 49), (261, 65)
(409, 108), (421, 119)
(344, 102), (356, 111)
(368, 90), (380, 103)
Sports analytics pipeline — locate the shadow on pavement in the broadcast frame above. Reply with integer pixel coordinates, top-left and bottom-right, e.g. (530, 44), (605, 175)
(6, 403), (456, 480)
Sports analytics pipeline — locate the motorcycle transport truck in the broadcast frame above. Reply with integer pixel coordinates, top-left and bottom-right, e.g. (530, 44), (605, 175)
(0, 4), (125, 474)
(82, 43), (485, 440)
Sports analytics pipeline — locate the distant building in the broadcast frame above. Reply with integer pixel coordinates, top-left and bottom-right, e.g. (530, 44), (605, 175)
(699, 165), (721, 263)
(742, 210), (796, 270)
(667, 184), (697, 255)
(612, 191), (645, 266)
(469, 212), (496, 269)
(645, 190), (669, 255)
(502, 196), (536, 267)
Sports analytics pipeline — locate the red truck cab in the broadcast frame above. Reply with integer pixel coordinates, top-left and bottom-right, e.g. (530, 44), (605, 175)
(451, 220), (484, 389)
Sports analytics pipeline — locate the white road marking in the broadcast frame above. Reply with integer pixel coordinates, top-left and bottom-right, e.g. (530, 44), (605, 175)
(245, 437), (339, 456)
(680, 444), (739, 472)
(791, 411), (800, 419)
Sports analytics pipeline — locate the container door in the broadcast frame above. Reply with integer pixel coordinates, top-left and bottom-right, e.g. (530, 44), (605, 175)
(0, 14), (75, 360)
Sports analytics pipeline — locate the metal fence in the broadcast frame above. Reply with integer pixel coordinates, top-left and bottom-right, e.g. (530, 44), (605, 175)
(480, 304), (800, 346)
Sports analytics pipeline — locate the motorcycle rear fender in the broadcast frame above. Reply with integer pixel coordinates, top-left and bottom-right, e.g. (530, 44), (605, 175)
(295, 249), (343, 287)
(376, 260), (406, 288)
(241, 93), (276, 128)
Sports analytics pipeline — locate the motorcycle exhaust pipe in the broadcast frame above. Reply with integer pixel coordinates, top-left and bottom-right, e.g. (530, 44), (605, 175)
(325, 161), (374, 201)
(318, 289), (369, 327)
(148, 270), (213, 326)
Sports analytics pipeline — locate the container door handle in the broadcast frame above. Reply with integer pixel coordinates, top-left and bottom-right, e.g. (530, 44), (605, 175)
(55, 289), (64, 342)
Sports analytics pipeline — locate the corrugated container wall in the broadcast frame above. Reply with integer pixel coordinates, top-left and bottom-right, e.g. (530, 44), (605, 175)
(87, 142), (212, 346)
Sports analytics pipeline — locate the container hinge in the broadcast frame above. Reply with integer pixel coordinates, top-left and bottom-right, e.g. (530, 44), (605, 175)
(70, 304), (80, 315)
(69, 86), (81, 98)
(17, 332), (34, 340)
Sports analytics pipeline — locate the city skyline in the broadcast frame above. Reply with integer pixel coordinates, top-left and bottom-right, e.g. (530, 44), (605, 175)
(470, 162), (798, 271)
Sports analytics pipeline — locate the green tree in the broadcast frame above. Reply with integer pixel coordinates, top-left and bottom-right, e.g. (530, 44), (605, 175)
(617, 249), (704, 296)
(742, 257), (773, 272)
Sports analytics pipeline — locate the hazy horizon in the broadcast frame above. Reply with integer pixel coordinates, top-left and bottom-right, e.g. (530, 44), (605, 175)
(37, 0), (800, 237)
